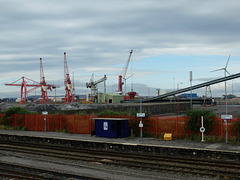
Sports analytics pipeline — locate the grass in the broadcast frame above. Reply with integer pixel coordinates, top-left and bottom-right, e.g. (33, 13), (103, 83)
(0, 125), (28, 131)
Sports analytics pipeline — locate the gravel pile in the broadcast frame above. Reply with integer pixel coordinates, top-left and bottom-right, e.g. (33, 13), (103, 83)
(0, 102), (123, 113)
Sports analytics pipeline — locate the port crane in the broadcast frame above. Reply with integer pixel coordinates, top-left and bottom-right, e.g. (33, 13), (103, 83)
(86, 74), (107, 103)
(5, 58), (55, 103)
(39, 58), (54, 103)
(6, 77), (41, 102)
(118, 50), (133, 94)
(117, 50), (137, 100)
(64, 52), (73, 104)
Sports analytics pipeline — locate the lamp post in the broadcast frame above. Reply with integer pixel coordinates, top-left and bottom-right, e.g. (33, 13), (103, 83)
(190, 71), (193, 109)
(225, 69), (228, 115)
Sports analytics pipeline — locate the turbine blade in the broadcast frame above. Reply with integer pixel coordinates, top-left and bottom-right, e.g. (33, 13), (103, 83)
(225, 54), (231, 68)
(210, 68), (225, 72)
(226, 70), (231, 76)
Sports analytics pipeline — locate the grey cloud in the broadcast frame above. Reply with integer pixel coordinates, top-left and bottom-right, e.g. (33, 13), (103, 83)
(2, 0), (240, 98)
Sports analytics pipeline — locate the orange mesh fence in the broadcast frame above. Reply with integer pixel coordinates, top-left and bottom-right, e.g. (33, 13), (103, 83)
(0, 113), (4, 120)
(74, 115), (90, 134)
(211, 117), (238, 138)
(228, 119), (239, 138)
(146, 116), (190, 138)
(25, 114), (37, 131)
(210, 117), (223, 137)
(0, 113), (239, 139)
(10, 114), (25, 127)
(48, 114), (61, 132)
(37, 115), (45, 131)
(211, 117), (238, 139)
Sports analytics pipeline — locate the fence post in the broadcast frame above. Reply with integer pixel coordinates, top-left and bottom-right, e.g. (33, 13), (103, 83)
(176, 115), (179, 137)
(14, 114), (17, 127)
(60, 114), (62, 130)
(25, 114), (27, 128)
(47, 115), (50, 131)
(221, 118), (223, 137)
(88, 114), (91, 134)
(73, 115), (76, 133)
(155, 116), (158, 137)
(36, 114), (38, 131)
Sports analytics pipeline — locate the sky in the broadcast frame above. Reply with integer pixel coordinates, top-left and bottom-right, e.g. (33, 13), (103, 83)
(1, 0), (240, 99)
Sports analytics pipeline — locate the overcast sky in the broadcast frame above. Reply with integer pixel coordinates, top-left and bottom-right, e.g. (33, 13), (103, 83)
(1, 0), (240, 99)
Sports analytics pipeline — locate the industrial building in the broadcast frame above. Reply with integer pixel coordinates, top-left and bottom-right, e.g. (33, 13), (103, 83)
(97, 93), (124, 104)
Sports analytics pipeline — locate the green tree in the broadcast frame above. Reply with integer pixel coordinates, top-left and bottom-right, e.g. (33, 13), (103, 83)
(186, 109), (215, 135)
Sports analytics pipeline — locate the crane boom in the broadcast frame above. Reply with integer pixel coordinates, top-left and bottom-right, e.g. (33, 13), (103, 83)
(122, 50), (133, 80)
(64, 52), (73, 103)
(118, 50), (133, 93)
(86, 74), (107, 103)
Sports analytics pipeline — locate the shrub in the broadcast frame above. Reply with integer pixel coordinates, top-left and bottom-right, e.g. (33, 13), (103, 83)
(186, 109), (215, 135)
(0, 107), (31, 126)
(4, 107), (31, 116)
(98, 110), (127, 117)
(0, 116), (12, 126)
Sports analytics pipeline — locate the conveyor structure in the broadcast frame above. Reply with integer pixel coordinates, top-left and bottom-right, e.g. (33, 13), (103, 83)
(130, 72), (240, 103)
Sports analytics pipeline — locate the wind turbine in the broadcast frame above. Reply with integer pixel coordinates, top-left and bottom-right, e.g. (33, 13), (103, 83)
(211, 55), (231, 113)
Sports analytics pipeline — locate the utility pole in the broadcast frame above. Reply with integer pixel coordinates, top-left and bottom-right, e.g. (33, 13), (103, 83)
(190, 71), (193, 109)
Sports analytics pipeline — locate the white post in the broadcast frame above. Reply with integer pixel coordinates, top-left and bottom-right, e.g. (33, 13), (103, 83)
(200, 116), (205, 142)
(201, 116), (204, 142)
(140, 98), (142, 138)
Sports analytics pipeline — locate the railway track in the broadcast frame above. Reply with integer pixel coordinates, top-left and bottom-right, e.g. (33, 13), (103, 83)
(0, 141), (239, 179)
(0, 161), (102, 180)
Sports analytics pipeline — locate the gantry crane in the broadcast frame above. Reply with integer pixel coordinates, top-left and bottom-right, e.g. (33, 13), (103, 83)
(86, 74), (107, 103)
(5, 77), (41, 102)
(64, 52), (73, 103)
(118, 50), (133, 94)
(5, 58), (55, 103)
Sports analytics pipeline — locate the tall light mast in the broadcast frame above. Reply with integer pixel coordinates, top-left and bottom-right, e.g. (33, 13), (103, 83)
(64, 52), (73, 103)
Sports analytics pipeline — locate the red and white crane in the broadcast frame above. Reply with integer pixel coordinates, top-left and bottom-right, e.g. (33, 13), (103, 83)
(64, 52), (73, 103)
(5, 58), (55, 103)
(39, 58), (53, 103)
(118, 50), (133, 94)
(5, 76), (40, 102)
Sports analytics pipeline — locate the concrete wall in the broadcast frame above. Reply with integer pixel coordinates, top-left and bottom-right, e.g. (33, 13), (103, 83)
(62, 102), (191, 115)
